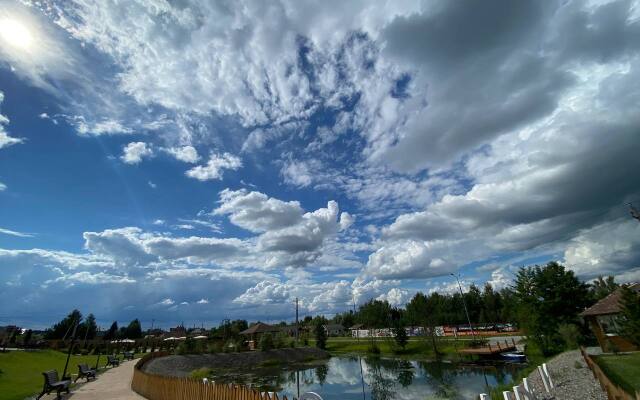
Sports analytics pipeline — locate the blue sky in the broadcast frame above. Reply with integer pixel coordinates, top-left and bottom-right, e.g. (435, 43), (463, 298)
(1, 0), (640, 329)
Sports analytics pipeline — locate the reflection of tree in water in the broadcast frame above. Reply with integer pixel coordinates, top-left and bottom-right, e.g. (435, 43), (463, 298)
(315, 364), (328, 385)
(397, 361), (415, 388)
(418, 361), (458, 399)
(365, 357), (395, 400)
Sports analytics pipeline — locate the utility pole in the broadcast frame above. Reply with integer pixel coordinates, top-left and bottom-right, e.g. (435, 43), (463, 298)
(352, 294), (359, 342)
(295, 297), (299, 345)
(450, 273), (476, 341)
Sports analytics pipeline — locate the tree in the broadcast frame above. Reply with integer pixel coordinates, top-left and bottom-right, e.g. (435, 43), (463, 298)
(618, 285), (640, 346)
(104, 321), (119, 341)
(23, 329), (33, 347)
(513, 262), (591, 355)
(393, 321), (408, 350)
(80, 314), (97, 340)
(259, 333), (274, 351)
(124, 319), (142, 339)
(590, 276), (619, 301)
(44, 309), (83, 340)
(314, 322), (327, 350)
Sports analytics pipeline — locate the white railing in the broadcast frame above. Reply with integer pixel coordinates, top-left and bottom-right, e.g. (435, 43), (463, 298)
(480, 362), (552, 400)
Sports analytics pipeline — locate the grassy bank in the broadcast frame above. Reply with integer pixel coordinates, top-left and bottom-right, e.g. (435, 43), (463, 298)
(0, 350), (139, 400)
(309, 336), (471, 359)
(487, 342), (548, 399)
(593, 352), (640, 395)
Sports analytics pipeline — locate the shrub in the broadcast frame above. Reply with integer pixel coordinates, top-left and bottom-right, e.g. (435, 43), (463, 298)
(259, 333), (274, 351)
(558, 323), (581, 349)
(367, 342), (380, 354)
(314, 323), (327, 350)
(190, 367), (212, 379)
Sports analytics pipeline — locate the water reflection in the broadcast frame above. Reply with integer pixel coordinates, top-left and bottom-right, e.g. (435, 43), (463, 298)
(207, 356), (524, 400)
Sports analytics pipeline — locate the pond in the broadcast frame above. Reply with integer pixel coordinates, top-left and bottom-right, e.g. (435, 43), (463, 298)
(206, 355), (525, 400)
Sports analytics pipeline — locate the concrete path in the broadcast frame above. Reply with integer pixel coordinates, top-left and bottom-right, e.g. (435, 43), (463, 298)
(41, 360), (145, 400)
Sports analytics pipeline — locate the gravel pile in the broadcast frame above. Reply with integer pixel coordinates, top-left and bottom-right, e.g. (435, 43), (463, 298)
(524, 350), (606, 400)
(143, 347), (330, 377)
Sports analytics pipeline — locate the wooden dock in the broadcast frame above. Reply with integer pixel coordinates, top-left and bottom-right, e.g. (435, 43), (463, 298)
(458, 338), (517, 356)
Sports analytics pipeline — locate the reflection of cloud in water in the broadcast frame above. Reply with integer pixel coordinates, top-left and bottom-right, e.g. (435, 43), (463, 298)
(214, 356), (523, 400)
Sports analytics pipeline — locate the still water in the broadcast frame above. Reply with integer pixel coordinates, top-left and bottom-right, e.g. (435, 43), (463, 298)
(208, 355), (524, 400)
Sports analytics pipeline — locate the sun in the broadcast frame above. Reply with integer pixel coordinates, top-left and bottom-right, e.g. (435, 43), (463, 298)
(0, 18), (33, 50)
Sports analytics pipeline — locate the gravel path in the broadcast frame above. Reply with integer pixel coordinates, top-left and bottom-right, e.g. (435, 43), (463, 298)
(525, 350), (606, 400)
(143, 347), (330, 377)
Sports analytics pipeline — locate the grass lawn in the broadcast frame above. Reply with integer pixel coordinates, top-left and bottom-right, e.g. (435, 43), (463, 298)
(309, 337), (470, 359)
(594, 352), (640, 395)
(0, 350), (139, 400)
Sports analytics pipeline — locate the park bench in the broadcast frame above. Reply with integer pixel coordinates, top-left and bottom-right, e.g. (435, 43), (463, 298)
(123, 351), (134, 360)
(106, 355), (120, 367)
(75, 363), (96, 382)
(36, 369), (70, 400)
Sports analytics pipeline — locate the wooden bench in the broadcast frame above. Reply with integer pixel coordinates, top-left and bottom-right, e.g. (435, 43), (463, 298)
(36, 370), (70, 399)
(106, 355), (120, 367)
(75, 363), (96, 382)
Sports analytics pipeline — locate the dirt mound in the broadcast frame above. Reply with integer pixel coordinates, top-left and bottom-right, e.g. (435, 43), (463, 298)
(142, 347), (330, 377)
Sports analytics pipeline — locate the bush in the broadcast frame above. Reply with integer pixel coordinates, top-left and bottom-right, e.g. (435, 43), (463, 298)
(190, 367), (212, 379)
(367, 342), (380, 354)
(274, 332), (291, 349)
(259, 333), (274, 351)
(558, 323), (581, 349)
(314, 324), (327, 350)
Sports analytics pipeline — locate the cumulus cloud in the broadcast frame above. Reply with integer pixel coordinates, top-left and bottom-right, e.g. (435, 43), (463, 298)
(165, 146), (200, 163)
(0, 92), (24, 149)
(214, 189), (304, 233)
(185, 153), (242, 181)
(120, 142), (153, 164)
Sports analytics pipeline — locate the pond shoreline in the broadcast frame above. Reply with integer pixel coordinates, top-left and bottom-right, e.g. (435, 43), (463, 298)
(142, 347), (330, 377)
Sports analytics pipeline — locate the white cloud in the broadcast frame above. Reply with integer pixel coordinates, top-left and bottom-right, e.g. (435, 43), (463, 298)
(0, 92), (23, 149)
(166, 146), (200, 163)
(120, 142), (153, 164)
(377, 287), (409, 307)
(148, 181), (157, 189)
(196, 298), (209, 304)
(0, 182), (6, 191)
(158, 298), (175, 306)
(76, 117), (133, 136)
(0, 227), (33, 238)
(233, 280), (290, 306)
(185, 153), (242, 181)
(214, 189), (303, 233)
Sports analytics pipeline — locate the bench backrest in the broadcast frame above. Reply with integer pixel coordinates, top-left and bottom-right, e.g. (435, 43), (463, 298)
(43, 370), (59, 386)
(78, 364), (89, 373)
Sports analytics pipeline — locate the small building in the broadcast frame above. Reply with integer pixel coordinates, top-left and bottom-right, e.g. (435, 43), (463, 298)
(323, 323), (345, 337)
(580, 283), (640, 352)
(240, 322), (281, 350)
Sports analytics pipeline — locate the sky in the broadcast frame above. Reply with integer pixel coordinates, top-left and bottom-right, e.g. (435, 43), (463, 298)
(1, 0), (640, 330)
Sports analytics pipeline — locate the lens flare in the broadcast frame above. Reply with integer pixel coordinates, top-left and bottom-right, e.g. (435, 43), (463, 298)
(0, 18), (33, 50)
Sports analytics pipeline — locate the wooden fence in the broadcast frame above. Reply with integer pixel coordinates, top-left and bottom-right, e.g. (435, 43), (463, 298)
(131, 352), (290, 400)
(579, 346), (640, 400)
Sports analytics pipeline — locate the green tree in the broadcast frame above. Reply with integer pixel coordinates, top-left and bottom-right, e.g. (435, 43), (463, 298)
(104, 321), (118, 341)
(393, 321), (408, 350)
(124, 319), (142, 339)
(513, 262), (591, 355)
(618, 285), (640, 346)
(259, 333), (274, 351)
(314, 322), (327, 350)
(44, 309), (83, 340)
(23, 329), (33, 347)
(80, 314), (97, 340)
(590, 275), (619, 301)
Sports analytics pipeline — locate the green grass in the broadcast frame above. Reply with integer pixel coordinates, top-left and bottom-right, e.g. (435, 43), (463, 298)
(309, 337), (468, 359)
(593, 352), (640, 395)
(0, 350), (141, 400)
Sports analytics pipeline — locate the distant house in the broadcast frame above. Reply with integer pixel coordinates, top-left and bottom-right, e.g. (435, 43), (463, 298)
(323, 323), (345, 336)
(240, 322), (281, 349)
(580, 283), (640, 352)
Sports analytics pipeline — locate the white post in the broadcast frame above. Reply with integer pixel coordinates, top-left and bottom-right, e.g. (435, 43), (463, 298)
(512, 385), (522, 400)
(522, 378), (537, 400)
(503, 391), (513, 400)
(542, 363), (554, 389)
(479, 394), (489, 400)
(537, 366), (550, 392)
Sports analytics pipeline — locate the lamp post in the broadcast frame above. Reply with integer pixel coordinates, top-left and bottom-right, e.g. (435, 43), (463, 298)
(450, 273), (476, 341)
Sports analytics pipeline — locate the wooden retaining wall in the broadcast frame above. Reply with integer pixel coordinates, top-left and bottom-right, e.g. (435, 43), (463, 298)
(580, 346), (640, 400)
(131, 352), (290, 400)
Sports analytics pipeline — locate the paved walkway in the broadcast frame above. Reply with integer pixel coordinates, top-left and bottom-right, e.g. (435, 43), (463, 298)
(41, 360), (145, 400)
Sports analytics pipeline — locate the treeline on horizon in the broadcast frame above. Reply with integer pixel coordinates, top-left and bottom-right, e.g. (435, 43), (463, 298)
(31, 262), (640, 356)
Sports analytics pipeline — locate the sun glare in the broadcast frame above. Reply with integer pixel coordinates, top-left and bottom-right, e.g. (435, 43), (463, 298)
(0, 18), (33, 50)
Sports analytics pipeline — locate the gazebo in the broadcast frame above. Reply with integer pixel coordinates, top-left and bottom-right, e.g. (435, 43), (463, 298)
(580, 283), (640, 352)
(239, 322), (281, 350)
